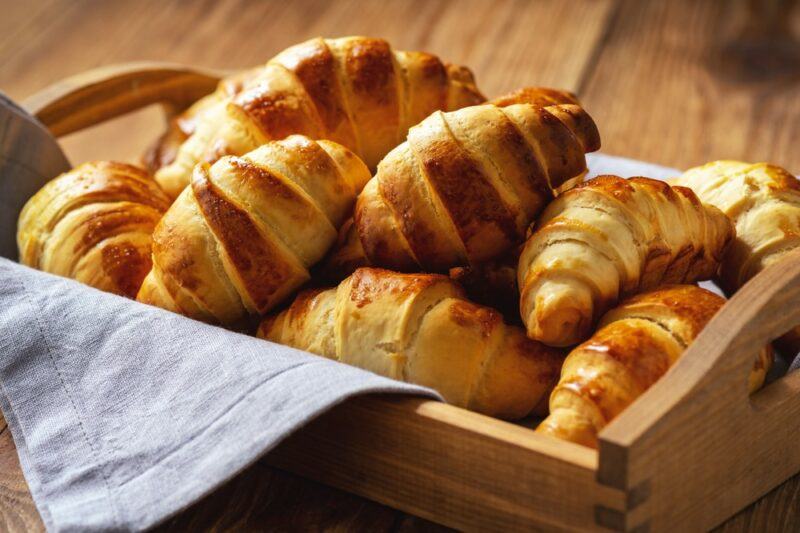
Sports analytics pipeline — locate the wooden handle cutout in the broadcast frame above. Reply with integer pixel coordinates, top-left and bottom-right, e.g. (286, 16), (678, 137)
(602, 247), (800, 449)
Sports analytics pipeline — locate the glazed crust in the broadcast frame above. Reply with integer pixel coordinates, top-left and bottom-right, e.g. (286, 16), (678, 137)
(536, 285), (773, 448)
(518, 175), (735, 347)
(17, 161), (171, 298)
(353, 102), (600, 272)
(672, 161), (800, 355)
(142, 68), (262, 174)
(136, 135), (371, 326)
(153, 36), (485, 198)
(258, 267), (564, 420)
(321, 87), (592, 280)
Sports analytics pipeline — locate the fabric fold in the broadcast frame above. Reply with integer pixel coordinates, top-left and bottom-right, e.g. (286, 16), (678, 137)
(0, 259), (438, 532)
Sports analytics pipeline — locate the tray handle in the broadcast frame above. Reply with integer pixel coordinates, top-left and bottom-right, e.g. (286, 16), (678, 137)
(597, 247), (800, 528)
(602, 247), (800, 447)
(22, 61), (228, 137)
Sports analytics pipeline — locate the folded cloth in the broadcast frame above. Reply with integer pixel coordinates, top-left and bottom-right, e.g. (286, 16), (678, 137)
(0, 259), (438, 532)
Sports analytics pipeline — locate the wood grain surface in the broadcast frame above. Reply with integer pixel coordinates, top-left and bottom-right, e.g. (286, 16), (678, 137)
(1, 0), (799, 531)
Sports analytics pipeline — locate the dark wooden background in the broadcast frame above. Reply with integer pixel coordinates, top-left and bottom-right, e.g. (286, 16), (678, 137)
(1, 0), (799, 531)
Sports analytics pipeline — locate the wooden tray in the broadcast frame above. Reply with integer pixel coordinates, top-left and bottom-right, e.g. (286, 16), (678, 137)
(22, 63), (800, 532)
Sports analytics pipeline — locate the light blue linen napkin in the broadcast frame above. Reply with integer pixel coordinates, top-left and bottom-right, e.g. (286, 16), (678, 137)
(0, 260), (438, 532)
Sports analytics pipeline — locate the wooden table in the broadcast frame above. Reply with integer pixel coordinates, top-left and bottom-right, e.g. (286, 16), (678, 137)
(1, 0), (799, 530)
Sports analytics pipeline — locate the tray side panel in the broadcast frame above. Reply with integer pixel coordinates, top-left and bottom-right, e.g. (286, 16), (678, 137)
(600, 372), (800, 532)
(269, 395), (625, 532)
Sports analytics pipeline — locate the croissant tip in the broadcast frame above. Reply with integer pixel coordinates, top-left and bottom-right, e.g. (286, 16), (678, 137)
(528, 307), (588, 347)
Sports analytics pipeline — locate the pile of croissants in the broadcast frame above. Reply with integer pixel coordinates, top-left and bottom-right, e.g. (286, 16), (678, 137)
(18, 37), (798, 448)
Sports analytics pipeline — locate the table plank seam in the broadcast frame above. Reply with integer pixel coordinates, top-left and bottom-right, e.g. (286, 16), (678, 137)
(574, 0), (622, 96)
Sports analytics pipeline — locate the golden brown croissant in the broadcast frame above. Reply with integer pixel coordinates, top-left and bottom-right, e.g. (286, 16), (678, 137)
(142, 69), (261, 173)
(258, 267), (564, 419)
(488, 87), (588, 196)
(536, 285), (773, 448)
(672, 161), (800, 353)
(353, 101), (600, 273)
(136, 135), (371, 326)
(154, 36), (485, 198)
(518, 176), (734, 347)
(17, 161), (171, 297)
(320, 86), (589, 280)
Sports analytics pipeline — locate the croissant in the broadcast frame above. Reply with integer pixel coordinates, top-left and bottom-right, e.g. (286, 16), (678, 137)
(488, 87), (586, 196)
(136, 135), (371, 325)
(518, 176), (734, 347)
(321, 86), (589, 280)
(672, 161), (800, 354)
(17, 161), (171, 298)
(353, 101), (600, 273)
(258, 267), (564, 419)
(142, 68), (261, 173)
(536, 285), (773, 448)
(154, 36), (485, 198)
